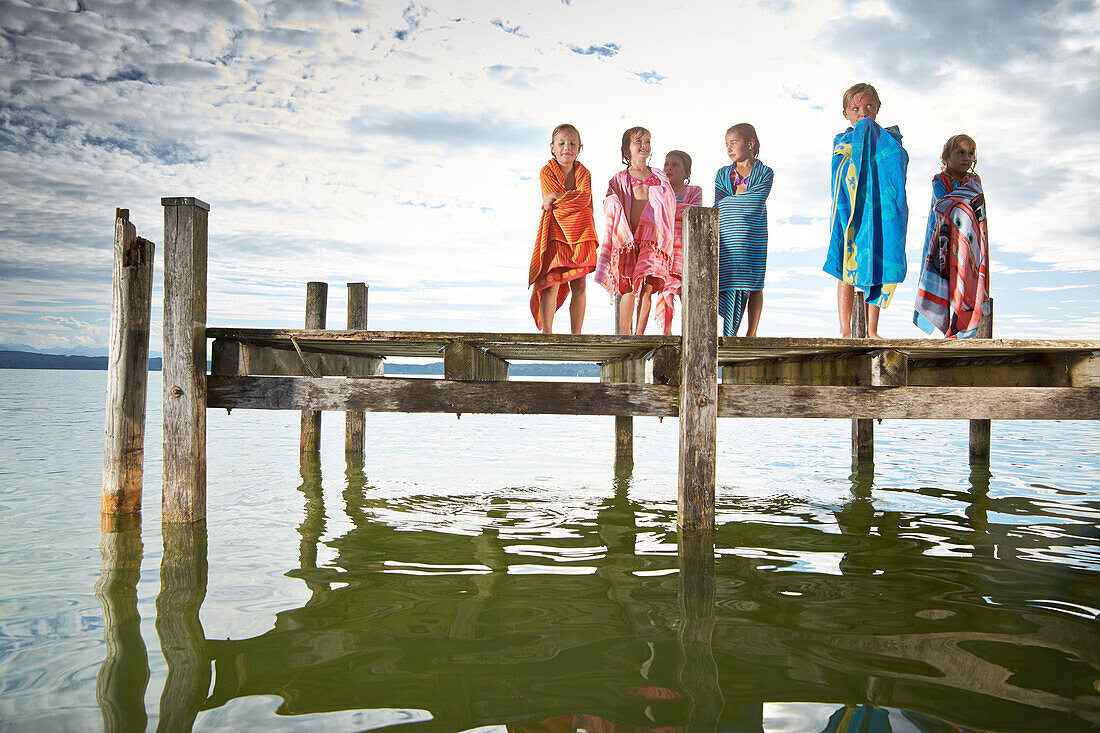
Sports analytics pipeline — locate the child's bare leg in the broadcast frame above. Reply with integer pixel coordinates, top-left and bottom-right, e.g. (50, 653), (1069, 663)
(634, 280), (655, 334)
(618, 291), (635, 335)
(837, 281), (854, 338)
(539, 284), (559, 334)
(745, 291), (763, 337)
(867, 304), (882, 338)
(568, 278), (586, 334)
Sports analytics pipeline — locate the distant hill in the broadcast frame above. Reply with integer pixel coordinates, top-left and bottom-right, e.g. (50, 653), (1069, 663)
(0, 350), (598, 377)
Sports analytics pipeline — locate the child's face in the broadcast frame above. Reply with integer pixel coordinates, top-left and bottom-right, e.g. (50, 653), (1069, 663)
(843, 91), (880, 126)
(725, 132), (751, 163)
(551, 131), (581, 168)
(628, 132), (651, 167)
(945, 139), (976, 178)
(663, 154), (687, 184)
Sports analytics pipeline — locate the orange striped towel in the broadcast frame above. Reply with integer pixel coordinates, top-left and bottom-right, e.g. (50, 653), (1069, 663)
(529, 159), (599, 329)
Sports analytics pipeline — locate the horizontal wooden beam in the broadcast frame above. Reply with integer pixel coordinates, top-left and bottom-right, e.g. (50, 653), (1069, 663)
(208, 376), (679, 416)
(443, 341), (509, 381)
(206, 376), (1100, 420)
(211, 338), (382, 378)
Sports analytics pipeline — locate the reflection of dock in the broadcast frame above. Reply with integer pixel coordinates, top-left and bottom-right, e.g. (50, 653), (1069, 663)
(100, 198), (1099, 527)
(95, 462), (1100, 731)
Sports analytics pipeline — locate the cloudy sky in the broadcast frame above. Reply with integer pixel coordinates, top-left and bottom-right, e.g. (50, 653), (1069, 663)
(1, 0), (1097, 353)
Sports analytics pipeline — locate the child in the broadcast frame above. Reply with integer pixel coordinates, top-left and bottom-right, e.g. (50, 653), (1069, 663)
(715, 124), (773, 337)
(529, 123), (600, 334)
(823, 83), (909, 338)
(914, 134), (990, 337)
(595, 127), (677, 335)
(658, 150), (703, 335)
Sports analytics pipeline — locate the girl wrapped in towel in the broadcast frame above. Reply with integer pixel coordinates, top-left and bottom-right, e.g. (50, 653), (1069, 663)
(659, 149), (703, 334)
(913, 134), (990, 338)
(715, 123), (773, 337)
(823, 83), (909, 338)
(595, 126), (677, 334)
(529, 123), (599, 334)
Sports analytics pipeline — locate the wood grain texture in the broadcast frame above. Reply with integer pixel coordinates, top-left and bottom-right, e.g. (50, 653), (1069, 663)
(851, 290), (873, 465)
(679, 207), (718, 530)
(300, 282), (328, 454)
(210, 339), (383, 378)
(103, 209), (154, 515)
(162, 200), (207, 523)
(867, 349), (908, 387)
(651, 345), (682, 387)
(970, 299), (994, 460)
(346, 283), (369, 454)
(443, 341), (510, 381)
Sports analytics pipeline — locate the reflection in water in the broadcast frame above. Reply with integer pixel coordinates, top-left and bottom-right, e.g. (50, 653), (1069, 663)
(156, 521), (209, 733)
(95, 457), (1100, 731)
(95, 515), (149, 733)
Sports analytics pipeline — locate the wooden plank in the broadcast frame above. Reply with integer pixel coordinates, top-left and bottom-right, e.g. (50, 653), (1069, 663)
(651, 345), (681, 386)
(1069, 353), (1100, 387)
(208, 376), (679, 416)
(851, 291), (873, 466)
(716, 385), (1100, 420)
(443, 341), (510, 381)
(161, 197), (208, 523)
(103, 208), (154, 515)
(300, 282), (327, 455)
(209, 340), (383, 378)
(346, 283), (369, 455)
(679, 206), (718, 531)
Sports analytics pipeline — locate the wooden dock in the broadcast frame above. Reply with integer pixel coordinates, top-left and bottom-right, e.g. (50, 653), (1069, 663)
(101, 197), (1100, 529)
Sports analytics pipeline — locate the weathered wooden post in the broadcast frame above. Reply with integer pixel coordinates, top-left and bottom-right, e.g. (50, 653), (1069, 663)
(162, 197), (208, 523)
(346, 282), (368, 455)
(969, 299), (994, 462)
(95, 516), (149, 732)
(103, 209), (154, 516)
(300, 281), (328, 455)
(613, 293), (633, 465)
(851, 291), (873, 467)
(678, 207), (719, 530)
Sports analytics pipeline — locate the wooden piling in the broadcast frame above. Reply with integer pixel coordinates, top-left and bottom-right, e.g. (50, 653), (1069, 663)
(969, 299), (994, 462)
(345, 283), (368, 455)
(102, 208), (154, 515)
(678, 207), (719, 530)
(851, 292), (873, 467)
(161, 197), (209, 523)
(300, 281), (328, 455)
(612, 293), (633, 466)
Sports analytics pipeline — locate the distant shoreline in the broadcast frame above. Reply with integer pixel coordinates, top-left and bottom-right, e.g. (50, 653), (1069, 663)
(0, 350), (599, 377)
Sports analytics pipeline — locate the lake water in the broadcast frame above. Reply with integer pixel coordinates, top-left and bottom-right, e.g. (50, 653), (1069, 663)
(1, 368), (1098, 731)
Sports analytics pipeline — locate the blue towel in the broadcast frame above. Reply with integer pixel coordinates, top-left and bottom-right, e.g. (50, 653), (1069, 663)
(823, 118), (909, 307)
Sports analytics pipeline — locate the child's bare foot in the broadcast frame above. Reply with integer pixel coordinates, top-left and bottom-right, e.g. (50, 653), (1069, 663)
(840, 327), (852, 338)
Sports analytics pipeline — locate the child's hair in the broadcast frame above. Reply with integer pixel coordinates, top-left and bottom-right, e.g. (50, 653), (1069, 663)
(551, 123), (581, 145)
(842, 83), (881, 112)
(940, 133), (977, 172)
(666, 150), (692, 178)
(726, 123), (761, 160)
(621, 126), (650, 166)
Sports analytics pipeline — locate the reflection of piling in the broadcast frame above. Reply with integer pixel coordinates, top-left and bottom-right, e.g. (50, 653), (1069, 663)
(345, 282), (368, 455)
(156, 521), (210, 732)
(162, 197), (209, 523)
(103, 208), (154, 516)
(969, 301), (994, 463)
(851, 293), (874, 467)
(95, 515), (149, 733)
(295, 455), (330, 599)
(300, 281), (328, 455)
(677, 529), (722, 729)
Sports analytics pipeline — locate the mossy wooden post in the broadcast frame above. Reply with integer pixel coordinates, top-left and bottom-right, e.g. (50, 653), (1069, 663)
(345, 282), (368, 455)
(611, 293), (633, 464)
(679, 207), (718, 530)
(851, 291), (873, 466)
(300, 281), (328, 455)
(102, 208), (154, 516)
(969, 299), (994, 462)
(162, 197), (208, 523)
